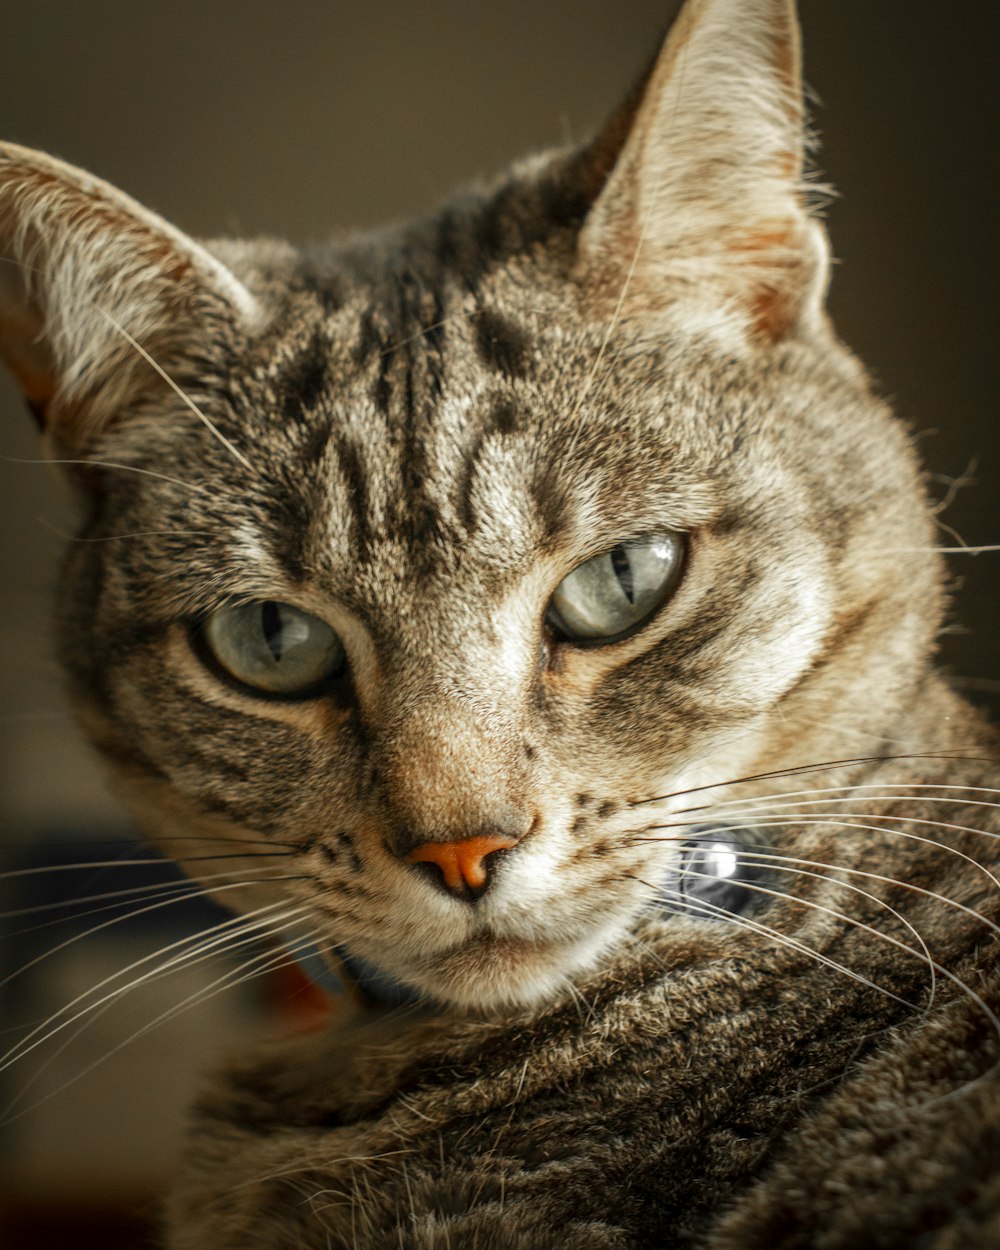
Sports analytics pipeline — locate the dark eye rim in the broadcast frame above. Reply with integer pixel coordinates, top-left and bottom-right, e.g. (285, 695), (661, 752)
(189, 603), (349, 703)
(544, 533), (688, 648)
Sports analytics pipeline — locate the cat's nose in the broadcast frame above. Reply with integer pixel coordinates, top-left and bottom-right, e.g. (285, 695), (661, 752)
(406, 833), (519, 900)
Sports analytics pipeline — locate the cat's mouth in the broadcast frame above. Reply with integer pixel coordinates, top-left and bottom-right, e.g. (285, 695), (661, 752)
(295, 828), (765, 1011)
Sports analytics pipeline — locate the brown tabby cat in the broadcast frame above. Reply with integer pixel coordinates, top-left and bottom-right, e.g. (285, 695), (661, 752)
(1, 0), (998, 1245)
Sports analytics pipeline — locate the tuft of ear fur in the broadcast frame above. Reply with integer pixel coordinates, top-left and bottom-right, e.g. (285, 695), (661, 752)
(577, 0), (828, 346)
(0, 142), (258, 453)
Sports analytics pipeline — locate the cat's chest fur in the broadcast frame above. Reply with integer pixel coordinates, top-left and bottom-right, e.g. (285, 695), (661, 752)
(0, 0), (997, 1245)
(170, 817), (1000, 1249)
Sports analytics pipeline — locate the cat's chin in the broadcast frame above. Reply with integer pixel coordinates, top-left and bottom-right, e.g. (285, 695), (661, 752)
(388, 920), (629, 1013)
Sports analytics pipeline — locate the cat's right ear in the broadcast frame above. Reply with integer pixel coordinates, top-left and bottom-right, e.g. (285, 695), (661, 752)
(0, 142), (259, 455)
(574, 0), (829, 348)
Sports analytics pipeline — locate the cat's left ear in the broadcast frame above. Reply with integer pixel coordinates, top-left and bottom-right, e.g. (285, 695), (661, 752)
(576, 0), (828, 345)
(0, 142), (259, 454)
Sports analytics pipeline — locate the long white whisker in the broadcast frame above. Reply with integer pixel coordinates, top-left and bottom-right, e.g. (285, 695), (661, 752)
(738, 849), (1000, 939)
(665, 869), (937, 999)
(627, 751), (998, 809)
(38, 516), (214, 544)
(653, 864), (1000, 1099)
(672, 784), (1000, 821)
(4, 453), (209, 495)
(0, 856), (188, 883)
(2, 910), (310, 1124)
(98, 309), (258, 475)
(3, 862), (299, 924)
(0, 899), (296, 1071)
(144, 929), (334, 1038)
(3, 872), (304, 986)
(632, 872), (916, 1010)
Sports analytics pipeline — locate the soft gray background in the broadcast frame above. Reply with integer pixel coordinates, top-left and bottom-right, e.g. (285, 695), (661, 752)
(0, 0), (997, 831)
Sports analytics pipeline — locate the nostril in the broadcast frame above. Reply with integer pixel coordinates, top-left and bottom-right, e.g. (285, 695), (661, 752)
(406, 833), (519, 899)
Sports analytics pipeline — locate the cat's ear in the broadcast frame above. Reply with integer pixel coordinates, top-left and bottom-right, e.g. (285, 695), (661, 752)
(0, 142), (259, 453)
(576, 0), (828, 345)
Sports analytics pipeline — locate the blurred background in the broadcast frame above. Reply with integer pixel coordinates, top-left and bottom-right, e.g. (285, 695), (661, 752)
(0, 2), (996, 1245)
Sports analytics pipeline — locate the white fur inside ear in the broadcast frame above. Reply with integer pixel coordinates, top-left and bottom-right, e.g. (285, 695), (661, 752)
(577, 0), (829, 345)
(0, 141), (259, 444)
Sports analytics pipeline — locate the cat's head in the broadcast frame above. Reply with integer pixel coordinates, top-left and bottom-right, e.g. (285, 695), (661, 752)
(0, 0), (941, 1009)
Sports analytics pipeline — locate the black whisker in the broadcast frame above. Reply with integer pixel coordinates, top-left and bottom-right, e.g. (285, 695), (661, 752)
(627, 752), (1000, 810)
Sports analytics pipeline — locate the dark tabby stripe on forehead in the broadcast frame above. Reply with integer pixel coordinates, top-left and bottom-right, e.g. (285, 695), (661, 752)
(278, 329), (331, 423)
(333, 433), (373, 562)
(360, 273), (449, 420)
(473, 308), (531, 380)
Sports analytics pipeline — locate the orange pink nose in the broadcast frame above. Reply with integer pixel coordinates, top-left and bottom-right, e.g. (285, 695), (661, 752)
(406, 834), (519, 893)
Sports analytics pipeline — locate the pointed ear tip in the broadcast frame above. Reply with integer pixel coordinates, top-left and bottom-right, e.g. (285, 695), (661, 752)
(0, 140), (83, 184)
(0, 139), (260, 329)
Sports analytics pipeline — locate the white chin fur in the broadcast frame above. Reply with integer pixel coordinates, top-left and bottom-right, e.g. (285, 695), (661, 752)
(403, 915), (631, 1012)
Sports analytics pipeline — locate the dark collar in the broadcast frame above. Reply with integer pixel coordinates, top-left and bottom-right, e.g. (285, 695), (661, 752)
(293, 942), (426, 1010)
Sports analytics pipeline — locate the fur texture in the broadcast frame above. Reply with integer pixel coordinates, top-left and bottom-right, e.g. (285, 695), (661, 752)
(1, 0), (997, 1245)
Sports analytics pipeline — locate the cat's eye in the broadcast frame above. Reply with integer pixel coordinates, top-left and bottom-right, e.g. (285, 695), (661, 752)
(546, 535), (683, 643)
(200, 601), (345, 697)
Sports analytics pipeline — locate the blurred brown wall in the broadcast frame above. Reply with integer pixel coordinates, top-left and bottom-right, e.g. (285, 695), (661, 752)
(1, 1), (997, 832)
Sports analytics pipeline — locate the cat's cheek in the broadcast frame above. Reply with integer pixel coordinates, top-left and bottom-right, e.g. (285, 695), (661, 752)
(111, 771), (301, 911)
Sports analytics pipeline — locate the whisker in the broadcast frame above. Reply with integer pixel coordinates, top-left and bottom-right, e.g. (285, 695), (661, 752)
(671, 783), (1000, 820)
(98, 310), (258, 476)
(0, 849), (298, 905)
(148, 927), (336, 1035)
(38, 515), (214, 544)
(736, 848), (1000, 939)
(647, 864), (1000, 1099)
(2, 908), (310, 1125)
(634, 811), (1000, 895)
(2, 870), (305, 965)
(627, 751), (999, 810)
(629, 871), (917, 1010)
(0, 899), (298, 1072)
(4, 453), (210, 496)
(3, 863), (298, 926)
(5, 875), (220, 928)
(666, 869), (936, 993)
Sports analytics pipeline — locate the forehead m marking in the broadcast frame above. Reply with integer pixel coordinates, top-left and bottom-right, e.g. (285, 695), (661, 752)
(361, 275), (448, 421)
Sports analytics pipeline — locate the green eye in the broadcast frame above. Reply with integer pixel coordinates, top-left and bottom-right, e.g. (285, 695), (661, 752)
(547, 535), (684, 643)
(201, 601), (345, 696)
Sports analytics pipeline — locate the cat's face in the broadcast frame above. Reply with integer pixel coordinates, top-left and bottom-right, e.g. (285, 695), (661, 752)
(0, 0), (942, 1008)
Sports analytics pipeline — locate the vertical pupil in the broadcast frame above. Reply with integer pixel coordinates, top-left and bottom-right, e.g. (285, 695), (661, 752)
(610, 545), (634, 604)
(260, 601), (283, 662)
